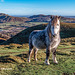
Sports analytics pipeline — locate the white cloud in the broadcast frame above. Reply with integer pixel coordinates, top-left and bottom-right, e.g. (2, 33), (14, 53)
(1, 0), (4, 2)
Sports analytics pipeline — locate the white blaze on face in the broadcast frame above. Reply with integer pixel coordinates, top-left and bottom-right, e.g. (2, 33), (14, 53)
(51, 19), (60, 36)
(57, 19), (60, 25)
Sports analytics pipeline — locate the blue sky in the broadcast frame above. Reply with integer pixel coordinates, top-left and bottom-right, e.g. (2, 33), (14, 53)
(0, 0), (75, 16)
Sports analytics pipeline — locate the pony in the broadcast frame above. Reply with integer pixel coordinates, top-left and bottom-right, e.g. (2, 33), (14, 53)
(28, 16), (61, 65)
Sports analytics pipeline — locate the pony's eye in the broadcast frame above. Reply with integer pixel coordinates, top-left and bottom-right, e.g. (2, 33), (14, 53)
(57, 24), (59, 26)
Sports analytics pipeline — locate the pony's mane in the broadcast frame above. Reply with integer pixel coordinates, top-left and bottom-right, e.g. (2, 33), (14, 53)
(51, 16), (58, 26)
(46, 16), (59, 40)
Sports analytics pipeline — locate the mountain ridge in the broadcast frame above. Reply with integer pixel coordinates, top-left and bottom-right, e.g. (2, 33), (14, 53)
(0, 13), (30, 23)
(28, 14), (75, 23)
(1, 13), (75, 23)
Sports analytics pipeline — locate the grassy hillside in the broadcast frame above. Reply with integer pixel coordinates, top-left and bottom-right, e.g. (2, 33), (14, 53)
(0, 43), (75, 75)
(60, 22), (75, 38)
(1, 22), (75, 45)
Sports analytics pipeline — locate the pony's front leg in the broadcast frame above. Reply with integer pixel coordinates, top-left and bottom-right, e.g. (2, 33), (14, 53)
(45, 47), (51, 65)
(52, 49), (58, 64)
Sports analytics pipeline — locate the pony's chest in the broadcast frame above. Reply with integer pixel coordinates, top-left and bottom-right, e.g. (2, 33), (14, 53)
(51, 38), (60, 49)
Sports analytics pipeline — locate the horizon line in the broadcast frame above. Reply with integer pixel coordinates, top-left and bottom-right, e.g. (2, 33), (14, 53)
(0, 13), (75, 17)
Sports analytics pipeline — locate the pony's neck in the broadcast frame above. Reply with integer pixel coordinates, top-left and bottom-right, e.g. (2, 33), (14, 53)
(45, 21), (52, 39)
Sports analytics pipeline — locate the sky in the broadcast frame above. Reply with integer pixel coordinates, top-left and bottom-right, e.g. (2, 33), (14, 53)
(0, 0), (75, 16)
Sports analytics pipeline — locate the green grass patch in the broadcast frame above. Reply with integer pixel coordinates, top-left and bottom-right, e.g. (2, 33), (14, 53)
(0, 43), (75, 75)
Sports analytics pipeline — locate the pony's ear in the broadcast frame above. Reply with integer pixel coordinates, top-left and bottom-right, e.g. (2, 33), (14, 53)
(58, 16), (61, 19)
(50, 15), (53, 19)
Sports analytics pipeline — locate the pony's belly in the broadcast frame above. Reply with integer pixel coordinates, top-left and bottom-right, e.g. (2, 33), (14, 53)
(32, 40), (46, 49)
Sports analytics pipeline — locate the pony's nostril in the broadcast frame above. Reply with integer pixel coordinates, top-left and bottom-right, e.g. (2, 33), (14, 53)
(53, 34), (57, 37)
(53, 35), (55, 37)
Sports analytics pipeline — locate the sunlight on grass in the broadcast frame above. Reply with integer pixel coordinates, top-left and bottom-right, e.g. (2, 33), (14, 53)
(0, 42), (75, 75)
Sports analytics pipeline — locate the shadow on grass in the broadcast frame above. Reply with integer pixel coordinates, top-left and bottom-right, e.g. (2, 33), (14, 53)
(0, 39), (5, 43)
(0, 53), (28, 63)
(17, 53), (28, 58)
(70, 51), (75, 53)
(62, 73), (70, 75)
(56, 52), (70, 56)
(0, 55), (18, 63)
(16, 53), (28, 62)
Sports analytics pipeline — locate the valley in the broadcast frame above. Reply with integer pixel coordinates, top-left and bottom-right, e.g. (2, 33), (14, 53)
(0, 22), (46, 42)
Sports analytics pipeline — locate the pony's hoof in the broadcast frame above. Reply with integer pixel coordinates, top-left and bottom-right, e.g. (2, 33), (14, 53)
(28, 60), (30, 63)
(28, 59), (30, 63)
(44, 61), (50, 65)
(46, 63), (50, 65)
(35, 59), (38, 61)
(54, 61), (58, 64)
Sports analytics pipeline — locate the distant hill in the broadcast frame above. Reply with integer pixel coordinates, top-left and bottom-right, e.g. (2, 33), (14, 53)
(1, 22), (75, 45)
(0, 13), (30, 23)
(28, 14), (51, 22)
(61, 16), (75, 23)
(27, 14), (75, 23)
(64, 16), (75, 18)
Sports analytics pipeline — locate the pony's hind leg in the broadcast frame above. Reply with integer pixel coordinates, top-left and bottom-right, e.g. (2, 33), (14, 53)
(34, 48), (38, 61)
(28, 42), (33, 63)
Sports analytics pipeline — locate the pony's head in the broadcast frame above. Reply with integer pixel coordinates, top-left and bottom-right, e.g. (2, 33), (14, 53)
(50, 16), (61, 37)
